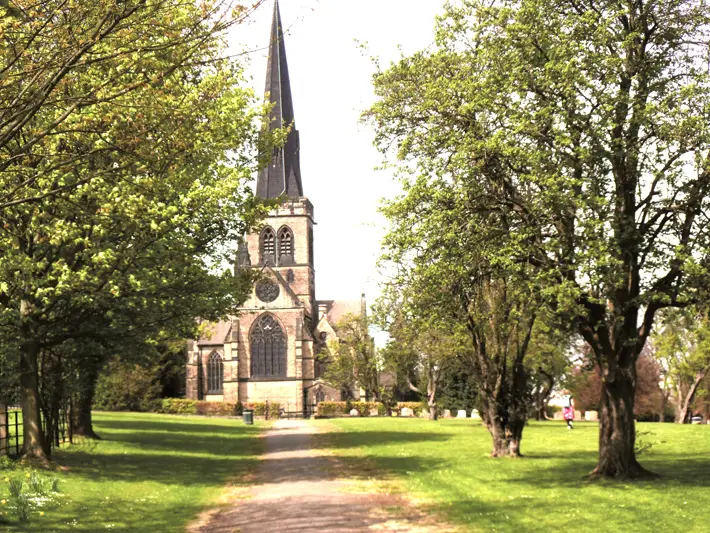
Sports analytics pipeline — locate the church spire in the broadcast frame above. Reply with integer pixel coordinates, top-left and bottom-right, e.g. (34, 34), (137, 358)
(256, 0), (303, 199)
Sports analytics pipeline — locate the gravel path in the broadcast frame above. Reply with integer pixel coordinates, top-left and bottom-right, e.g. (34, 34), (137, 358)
(192, 419), (448, 533)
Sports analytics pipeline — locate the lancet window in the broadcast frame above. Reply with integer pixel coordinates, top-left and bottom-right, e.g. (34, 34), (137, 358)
(250, 314), (287, 378)
(261, 227), (276, 265)
(278, 226), (294, 265)
(206, 352), (224, 394)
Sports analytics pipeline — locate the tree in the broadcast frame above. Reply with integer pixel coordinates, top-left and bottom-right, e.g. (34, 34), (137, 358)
(380, 309), (464, 420)
(653, 309), (710, 423)
(322, 313), (380, 402)
(0, 0), (266, 210)
(526, 324), (572, 420)
(368, 0), (710, 478)
(0, 0), (269, 461)
(377, 168), (543, 456)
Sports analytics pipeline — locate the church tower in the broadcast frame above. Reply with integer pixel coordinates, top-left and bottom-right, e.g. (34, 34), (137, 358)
(239, 0), (316, 322)
(186, 0), (364, 412)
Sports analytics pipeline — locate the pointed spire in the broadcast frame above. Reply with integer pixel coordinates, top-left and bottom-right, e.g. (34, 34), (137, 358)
(256, 0), (304, 199)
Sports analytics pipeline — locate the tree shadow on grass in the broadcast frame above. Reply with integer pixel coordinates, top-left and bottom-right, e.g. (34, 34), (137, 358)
(498, 454), (710, 489)
(309, 429), (450, 452)
(86, 417), (262, 457)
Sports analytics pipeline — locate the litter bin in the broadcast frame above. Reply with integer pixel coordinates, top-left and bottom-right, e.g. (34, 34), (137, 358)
(243, 409), (254, 425)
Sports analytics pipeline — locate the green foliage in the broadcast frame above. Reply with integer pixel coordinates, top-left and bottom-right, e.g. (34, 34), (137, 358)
(158, 400), (281, 419)
(159, 399), (199, 415)
(3, 472), (60, 523)
(436, 356), (479, 412)
(315, 402), (349, 418)
(93, 360), (162, 413)
(315, 402), (422, 418)
(0, 0), (272, 458)
(322, 313), (381, 401)
(392, 402), (424, 416)
(241, 402), (281, 419)
(368, 0), (710, 471)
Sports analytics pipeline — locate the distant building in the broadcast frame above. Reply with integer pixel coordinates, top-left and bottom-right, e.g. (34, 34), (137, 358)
(185, 1), (363, 414)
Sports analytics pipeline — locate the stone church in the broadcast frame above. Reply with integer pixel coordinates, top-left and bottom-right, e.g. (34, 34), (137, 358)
(185, 0), (363, 414)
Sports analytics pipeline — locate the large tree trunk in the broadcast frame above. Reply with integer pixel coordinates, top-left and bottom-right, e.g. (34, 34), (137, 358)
(73, 391), (101, 439)
(19, 337), (48, 462)
(72, 363), (101, 439)
(591, 362), (653, 478)
(486, 406), (524, 457)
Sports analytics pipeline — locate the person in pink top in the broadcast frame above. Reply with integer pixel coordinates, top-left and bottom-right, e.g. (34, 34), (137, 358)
(562, 393), (575, 430)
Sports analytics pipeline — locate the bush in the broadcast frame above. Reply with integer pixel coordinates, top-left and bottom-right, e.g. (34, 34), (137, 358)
(316, 401), (425, 418)
(316, 401), (349, 418)
(350, 401), (386, 416)
(393, 402), (424, 416)
(94, 360), (161, 412)
(241, 402), (281, 419)
(159, 398), (198, 415)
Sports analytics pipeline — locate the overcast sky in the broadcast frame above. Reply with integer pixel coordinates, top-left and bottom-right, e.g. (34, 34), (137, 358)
(227, 1), (447, 304)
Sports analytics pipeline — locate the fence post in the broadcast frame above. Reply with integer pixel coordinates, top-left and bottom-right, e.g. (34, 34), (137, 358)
(0, 404), (7, 456)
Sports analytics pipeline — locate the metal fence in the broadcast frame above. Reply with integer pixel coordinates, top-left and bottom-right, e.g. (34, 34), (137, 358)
(0, 404), (71, 457)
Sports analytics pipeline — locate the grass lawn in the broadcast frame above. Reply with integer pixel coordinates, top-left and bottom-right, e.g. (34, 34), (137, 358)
(0, 412), (264, 532)
(316, 418), (710, 533)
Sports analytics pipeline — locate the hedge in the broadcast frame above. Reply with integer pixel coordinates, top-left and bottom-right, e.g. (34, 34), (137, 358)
(159, 399), (280, 419)
(236, 401), (281, 419)
(392, 402), (424, 416)
(159, 399), (236, 416)
(315, 401), (422, 418)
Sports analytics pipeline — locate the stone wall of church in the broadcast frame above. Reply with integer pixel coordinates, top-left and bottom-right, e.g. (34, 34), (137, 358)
(240, 380), (303, 412)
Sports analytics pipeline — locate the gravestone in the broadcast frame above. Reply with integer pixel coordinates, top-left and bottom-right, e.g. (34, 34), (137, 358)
(471, 409), (481, 420)
(574, 410), (582, 420)
(443, 409), (452, 418)
(369, 408), (379, 417)
(456, 410), (467, 418)
(349, 408), (360, 417)
(585, 411), (598, 421)
(400, 407), (414, 417)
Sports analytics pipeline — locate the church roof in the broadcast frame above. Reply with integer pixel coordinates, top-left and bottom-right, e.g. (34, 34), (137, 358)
(256, 0), (304, 199)
(318, 299), (364, 326)
(196, 320), (232, 347)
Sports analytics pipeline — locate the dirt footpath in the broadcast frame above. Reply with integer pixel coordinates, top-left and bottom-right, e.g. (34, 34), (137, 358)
(192, 419), (451, 533)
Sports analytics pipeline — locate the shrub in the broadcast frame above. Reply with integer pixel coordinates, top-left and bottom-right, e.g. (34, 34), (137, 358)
(159, 398), (198, 415)
(241, 402), (281, 419)
(393, 402), (423, 416)
(350, 401), (386, 416)
(195, 401), (237, 417)
(315, 401), (349, 418)
(315, 401), (427, 417)
(94, 360), (161, 412)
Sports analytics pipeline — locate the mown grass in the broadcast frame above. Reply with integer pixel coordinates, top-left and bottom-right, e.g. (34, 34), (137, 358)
(317, 418), (710, 533)
(0, 412), (264, 532)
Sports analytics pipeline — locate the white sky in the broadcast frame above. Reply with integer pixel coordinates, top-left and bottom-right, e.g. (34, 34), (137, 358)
(228, 0), (446, 304)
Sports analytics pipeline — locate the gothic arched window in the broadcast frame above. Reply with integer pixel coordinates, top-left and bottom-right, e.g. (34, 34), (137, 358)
(250, 314), (287, 378)
(207, 352), (223, 394)
(278, 226), (294, 265)
(261, 227), (276, 265)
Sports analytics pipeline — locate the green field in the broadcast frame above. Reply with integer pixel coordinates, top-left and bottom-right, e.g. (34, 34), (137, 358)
(317, 418), (710, 533)
(0, 412), (264, 532)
